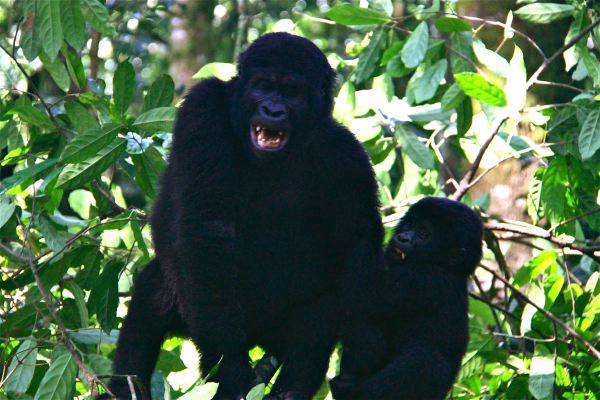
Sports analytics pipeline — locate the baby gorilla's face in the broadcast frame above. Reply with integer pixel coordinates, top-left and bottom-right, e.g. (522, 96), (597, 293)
(384, 220), (433, 266)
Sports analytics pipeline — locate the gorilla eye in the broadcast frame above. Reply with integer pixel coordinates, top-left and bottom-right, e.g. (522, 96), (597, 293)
(417, 229), (429, 241)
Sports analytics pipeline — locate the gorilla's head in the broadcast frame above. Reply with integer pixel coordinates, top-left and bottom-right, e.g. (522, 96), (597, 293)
(385, 197), (483, 276)
(232, 33), (336, 160)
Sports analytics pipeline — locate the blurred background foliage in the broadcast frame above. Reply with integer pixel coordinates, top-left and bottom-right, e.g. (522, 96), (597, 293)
(0, 0), (599, 399)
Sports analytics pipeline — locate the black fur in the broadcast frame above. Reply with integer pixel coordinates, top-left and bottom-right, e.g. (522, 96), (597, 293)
(101, 33), (382, 400)
(330, 197), (483, 400)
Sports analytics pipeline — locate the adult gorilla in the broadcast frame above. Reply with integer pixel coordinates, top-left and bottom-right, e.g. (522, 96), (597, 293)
(101, 33), (382, 400)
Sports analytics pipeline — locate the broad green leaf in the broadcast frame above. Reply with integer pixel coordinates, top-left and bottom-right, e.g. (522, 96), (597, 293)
(473, 39), (509, 78)
(10, 104), (54, 130)
(178, 382), (219, 400)
(0, 195), (15, 229)
(39, 52), (71, 92)
(5, 340), (38, 394)
(247, 384), (265, 400)
(64, 101), (99, 134)
(192, 63), (237, 81)
(354, 29), (385, 84)
(514, 250), (558, 287)
(529, 349), (555, 400)
(144, 74), (175, 111)
(578, 108), (600, 160)
(401, 21), (429, 68)
(406, 59), (447, 104)
(456, 97), (473, 137)
(88, 260), (123, 333)
(454, 72), (507, 107)
(36, 0), (63, 61)
(60, 0), (86, 50)
(133, 107), (177, 133)
(333, 81), (356, 126)
(132, 145), (166, 199)
(113, 61), (135, 116)
(81, 0), (114, 35)
(57, 140), (126, 190)
(63, 47), (87, 88)
(450, 32), (475, 73)
(520, 283), (544, 335)
(20, 0), (40, 61)
(540, 157), (568, 223)
(33, 353), (77, 400)
(325, 4), (389, 26)
(563, 11), (586, 71)
(434, 17), (471, 32)
(581, 50), (600, 85)
(396, 125), (435, 169)
(505, 45), (527, 113)
(515, 3), (575, 24)
(63, 280), (89, 328)
(61, 124), (121, 164)
(1, 159), (59, 195)
(441, 82), (465, 112)
(386, 50), (411, 78)
(37, 216), (69, 253)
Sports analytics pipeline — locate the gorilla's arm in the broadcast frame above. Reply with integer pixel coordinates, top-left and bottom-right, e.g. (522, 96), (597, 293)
(154, 78), (251, 397)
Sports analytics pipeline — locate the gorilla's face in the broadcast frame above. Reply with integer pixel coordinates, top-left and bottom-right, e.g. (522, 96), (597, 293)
(232, 32), (335, 162)
(243, 71), (310, 155)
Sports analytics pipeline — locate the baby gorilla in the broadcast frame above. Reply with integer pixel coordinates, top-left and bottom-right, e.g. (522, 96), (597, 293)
(330, 197), (483, 400)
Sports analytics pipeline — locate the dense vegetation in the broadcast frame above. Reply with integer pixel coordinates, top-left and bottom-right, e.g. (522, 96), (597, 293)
(0, 0), (599, 399)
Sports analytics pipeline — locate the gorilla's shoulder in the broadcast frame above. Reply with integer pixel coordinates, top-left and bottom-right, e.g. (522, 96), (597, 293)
(317, 120), (371, 163)
(181, 77), (232, 114)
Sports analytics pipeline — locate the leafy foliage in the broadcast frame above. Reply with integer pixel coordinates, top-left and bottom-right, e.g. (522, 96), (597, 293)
(0, 0), (599, 399)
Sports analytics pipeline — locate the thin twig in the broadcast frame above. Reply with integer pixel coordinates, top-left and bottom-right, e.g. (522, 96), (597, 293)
(532, 80), (584, 93)
(450, 116), (509, 201)
(526, 18), (600, 89)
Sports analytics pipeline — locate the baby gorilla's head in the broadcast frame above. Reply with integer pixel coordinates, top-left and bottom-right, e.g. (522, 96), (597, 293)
(385, 197), (483, 276)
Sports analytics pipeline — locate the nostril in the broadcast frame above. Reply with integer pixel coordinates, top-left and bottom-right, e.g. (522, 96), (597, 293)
(260, 103), (287, 120)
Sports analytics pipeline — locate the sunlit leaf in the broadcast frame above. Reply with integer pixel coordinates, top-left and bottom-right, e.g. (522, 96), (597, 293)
(325, 4), (390, 26)
(113, 61), (135, 116)
(578, 108), (600, 160)
(36, 0), (63, 61)
(401, 21), (429, 68)
(5, 340), (38, 395)
(192, 63), (237, 81)
(61, 124), (121, 164)
(435, 17), (471, 32)
(515, 3), (575, 24)
(396, 125), (435, 169)
(354, 29), (385, 84)
(454, 72), (507, 107)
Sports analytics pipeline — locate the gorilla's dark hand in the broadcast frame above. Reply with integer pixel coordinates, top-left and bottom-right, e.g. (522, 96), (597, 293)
(264, 391), (311, 400)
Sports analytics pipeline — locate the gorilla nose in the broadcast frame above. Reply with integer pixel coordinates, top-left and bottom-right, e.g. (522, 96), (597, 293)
(260, 102), (287, 121)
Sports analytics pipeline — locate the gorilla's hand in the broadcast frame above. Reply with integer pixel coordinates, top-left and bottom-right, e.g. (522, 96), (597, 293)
(264, 391), (311, 400)
(329, 374), (358, 400)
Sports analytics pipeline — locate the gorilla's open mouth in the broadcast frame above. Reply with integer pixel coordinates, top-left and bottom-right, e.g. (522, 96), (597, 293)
(250, 124), (289, 151)
(392, 247), (406, 261)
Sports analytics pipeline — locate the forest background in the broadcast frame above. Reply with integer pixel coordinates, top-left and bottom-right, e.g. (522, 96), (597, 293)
(0, 0), (599, 399)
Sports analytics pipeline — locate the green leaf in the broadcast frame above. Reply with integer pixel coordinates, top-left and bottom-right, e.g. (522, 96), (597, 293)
(63, 280), (89, 328)
(515, 3), (575, 24)
(354, 29), (385, 84)
(33, 353), (77, 400)
(529, 349), (555, 400)
(540, 156), (568, 223)
(36, 0), (63, 61)
(333, 81), (356, 126)
(81, 0), (114, 35)
(39, 51), (71, 92)
(192, 63), (237, 81)
(563, 11), (586, 71)
(64, 101), (100, 134)
(144, 74), (175, 111)
(61, 124), (121, 164)
(178, 382), (219, 400)
(434, 17), (471, 32)
(396, 125), (435, 169)
(401, 21), (429, 68)
(113, 61), (135, 116)
(520, 283), (545, 335)
(578, 108), (600, 160)
(88, 260), (123, 333)
(10, 104), (54, 130)
(456, 97), (473, 137)
(247, 384), (266, 400)
(133, 107), (177, 133)
(60, 0), (86, 50)
(0, 195), (15, 229)
(57, 140), (126, 190)
(20, 0), (40, 61)
(1, 159), (59, 195)
(441, 83), (465, 112)
(450, 32), (475, 73)
(131, 145), (166, 199)
(581, 50), (600, 85)
(406, 59), (447, 104)
(473, 39), (509, 78)
(504, 45), (527, 112)
(5, 340), (38, 395)
(454, 72), (507, 107)
(325, 4), (390, 26)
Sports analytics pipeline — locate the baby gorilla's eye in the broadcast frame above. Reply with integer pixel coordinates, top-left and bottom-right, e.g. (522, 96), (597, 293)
(417, 229), (429, 241)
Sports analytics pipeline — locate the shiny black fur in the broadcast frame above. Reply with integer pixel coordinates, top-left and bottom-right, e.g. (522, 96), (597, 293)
(330, 197), (483, 400)
(101, 33), (382, 400)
